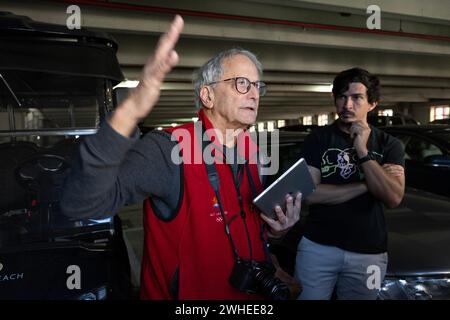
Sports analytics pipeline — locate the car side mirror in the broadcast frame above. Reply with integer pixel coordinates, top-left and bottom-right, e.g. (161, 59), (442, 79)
(112, 86), (153, 135)
(113, 87), (132, 109)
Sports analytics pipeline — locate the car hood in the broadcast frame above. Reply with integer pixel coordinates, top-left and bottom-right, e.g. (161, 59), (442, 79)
(386, 188), (450, 277)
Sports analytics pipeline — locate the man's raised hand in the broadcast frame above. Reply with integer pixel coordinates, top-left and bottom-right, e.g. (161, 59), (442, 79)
(111, 15), (184, 137)
(136, 15), (184, 116)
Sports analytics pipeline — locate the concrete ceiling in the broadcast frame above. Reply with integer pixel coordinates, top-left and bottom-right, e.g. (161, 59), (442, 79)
(1, 0), (450, 127)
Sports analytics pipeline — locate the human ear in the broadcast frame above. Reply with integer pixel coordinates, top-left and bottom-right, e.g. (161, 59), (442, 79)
(200, 86), (214, 109)
(369, 101), (378, 112)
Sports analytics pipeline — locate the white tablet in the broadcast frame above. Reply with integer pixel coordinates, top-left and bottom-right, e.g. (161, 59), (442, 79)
(253, 158), (315, 219)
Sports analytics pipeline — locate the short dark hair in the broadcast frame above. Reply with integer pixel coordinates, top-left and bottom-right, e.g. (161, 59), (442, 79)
(332, 67), (380, 104)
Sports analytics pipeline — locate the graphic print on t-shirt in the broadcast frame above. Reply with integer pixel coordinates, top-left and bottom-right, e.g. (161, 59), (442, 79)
(321, 147), (358, 179)
(321, 148), (383, 180)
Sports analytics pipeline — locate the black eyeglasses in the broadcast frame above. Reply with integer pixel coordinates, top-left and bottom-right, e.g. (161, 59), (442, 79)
(208, 77), (267, 96)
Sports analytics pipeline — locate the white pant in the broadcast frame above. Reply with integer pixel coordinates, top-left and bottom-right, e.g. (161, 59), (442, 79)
(295, 237), (387, 300)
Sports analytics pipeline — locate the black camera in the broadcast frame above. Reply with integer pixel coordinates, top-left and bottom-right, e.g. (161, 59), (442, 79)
(229, 259), (290, 300)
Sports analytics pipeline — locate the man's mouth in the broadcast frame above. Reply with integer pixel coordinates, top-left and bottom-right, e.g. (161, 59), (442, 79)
(242, 106), (256, 112)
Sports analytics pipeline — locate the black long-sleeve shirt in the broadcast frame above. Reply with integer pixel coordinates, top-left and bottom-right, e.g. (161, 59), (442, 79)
(60, 120), (257, 220)
(60, 120), (181, 219)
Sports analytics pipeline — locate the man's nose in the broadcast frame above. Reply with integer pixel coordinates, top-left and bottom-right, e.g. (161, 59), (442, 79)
(247, 83), (259, 99)
(343, 96), (353, 109)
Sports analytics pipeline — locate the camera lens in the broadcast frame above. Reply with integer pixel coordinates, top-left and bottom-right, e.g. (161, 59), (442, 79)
(254, 268), (290, 300)
(229, 259), (290, 300)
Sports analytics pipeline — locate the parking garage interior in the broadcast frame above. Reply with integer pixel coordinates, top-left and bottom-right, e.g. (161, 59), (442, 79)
(1, 0), (450, 301)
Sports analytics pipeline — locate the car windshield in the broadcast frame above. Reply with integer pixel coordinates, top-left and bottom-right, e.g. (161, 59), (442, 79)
(0, 70), (103, 146)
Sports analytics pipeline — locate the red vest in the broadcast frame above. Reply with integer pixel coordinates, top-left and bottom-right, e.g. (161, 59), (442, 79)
(140, 110), (266, 299)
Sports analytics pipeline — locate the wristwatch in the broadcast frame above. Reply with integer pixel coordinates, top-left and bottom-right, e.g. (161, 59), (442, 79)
(358, 153), (373, 165)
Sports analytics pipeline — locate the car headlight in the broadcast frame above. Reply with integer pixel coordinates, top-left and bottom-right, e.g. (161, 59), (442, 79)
(378, 277), (450, 300)
(76, 286), (108, 300)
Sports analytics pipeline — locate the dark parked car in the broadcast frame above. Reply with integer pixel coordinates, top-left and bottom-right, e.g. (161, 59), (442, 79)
(267, 130), (450, 300)
(430, 118), (450, 125)
(377, 190), (450, 299)
(278, 124), (319, 133)
(380, 125), (450, 198)
(0, 12), (131, 299)
(367, 113), (419, 127)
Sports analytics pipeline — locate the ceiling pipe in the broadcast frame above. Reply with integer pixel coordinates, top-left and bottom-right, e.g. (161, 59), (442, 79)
(49, 0), (450, 43)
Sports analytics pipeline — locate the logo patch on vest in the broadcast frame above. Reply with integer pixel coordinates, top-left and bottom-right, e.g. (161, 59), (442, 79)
(209, 196), (228, 222)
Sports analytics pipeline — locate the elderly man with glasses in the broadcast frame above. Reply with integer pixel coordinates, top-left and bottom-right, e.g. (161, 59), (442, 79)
(61, 16), (301, 300)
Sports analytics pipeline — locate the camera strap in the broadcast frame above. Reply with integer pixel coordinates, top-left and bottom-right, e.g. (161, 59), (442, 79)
(245, 160), (272, 264)
(203, 156), (242, 260)
(198, 122), (270, 263)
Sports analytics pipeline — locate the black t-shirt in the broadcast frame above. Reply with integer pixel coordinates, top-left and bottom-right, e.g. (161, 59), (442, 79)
(301, 122), (405, 254)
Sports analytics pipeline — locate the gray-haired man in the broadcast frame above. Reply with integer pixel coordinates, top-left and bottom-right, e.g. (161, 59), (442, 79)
(61, 16), (301, 300)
